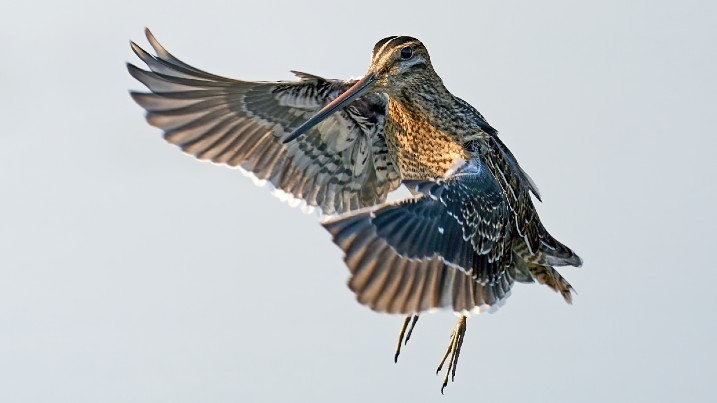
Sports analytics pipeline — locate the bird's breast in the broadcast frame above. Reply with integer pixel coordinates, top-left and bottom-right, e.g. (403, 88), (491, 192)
(384, 106), (470, 181)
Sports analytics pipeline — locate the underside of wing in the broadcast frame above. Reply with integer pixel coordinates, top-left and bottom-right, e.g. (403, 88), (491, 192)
(127, 28), (401, 215)
(322, 163), (516, 315)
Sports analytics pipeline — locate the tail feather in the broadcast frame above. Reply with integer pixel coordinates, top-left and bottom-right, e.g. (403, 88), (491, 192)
(526, 263), (575, 304)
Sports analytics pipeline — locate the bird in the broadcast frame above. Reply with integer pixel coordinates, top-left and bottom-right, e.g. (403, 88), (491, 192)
(127, 29), (582, 393)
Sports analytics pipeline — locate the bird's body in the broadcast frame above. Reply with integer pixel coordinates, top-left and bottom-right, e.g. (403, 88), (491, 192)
(128, 30), (582, 393)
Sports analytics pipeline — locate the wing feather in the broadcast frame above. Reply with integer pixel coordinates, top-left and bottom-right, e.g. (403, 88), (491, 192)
(323, 162), (514, 315)
(128, 28), (401, 215)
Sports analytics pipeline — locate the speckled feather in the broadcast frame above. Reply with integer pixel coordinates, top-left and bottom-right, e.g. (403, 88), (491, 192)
(319, 36), (582, 315)
(322, 163), (516, 314)
(127, 29), (401, 215)
(127, 31), (581, 317)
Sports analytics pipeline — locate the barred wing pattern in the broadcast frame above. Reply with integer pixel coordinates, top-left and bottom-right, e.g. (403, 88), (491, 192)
(471, 135), (582, 267)
(127, 29), (401, 215)
(322, 162), (517, 315)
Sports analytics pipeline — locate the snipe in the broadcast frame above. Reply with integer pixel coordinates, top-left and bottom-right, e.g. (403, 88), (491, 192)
(128, 29), (582, 393)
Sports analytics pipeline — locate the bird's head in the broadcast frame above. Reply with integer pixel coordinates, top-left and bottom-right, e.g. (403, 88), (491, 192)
(367, 36), (433, 95)
(283, 36), (435, 143)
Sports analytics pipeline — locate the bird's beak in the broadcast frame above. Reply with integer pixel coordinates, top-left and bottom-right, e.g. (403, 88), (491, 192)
(283, 72), (377, 143)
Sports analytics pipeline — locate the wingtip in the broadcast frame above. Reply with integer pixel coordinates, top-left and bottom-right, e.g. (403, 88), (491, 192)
(128, 90), (145, 104)
(126, 62), (141, 78)
(128, 27), (157, 60)
(144, 27), (154, 41)
(552, 254), (583, 268)
(143, 27), (167, 56)
(129, 40), (142, 56)
(572, 254), (584, 268)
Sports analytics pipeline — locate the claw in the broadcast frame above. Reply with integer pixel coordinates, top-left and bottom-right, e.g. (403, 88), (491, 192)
(394, 316), (412, 363)
(436, 315), (467, 393)
(394, 315), (420, 362)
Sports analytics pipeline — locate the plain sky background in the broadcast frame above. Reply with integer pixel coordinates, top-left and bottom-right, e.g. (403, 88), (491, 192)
(2, 0), (716, 402)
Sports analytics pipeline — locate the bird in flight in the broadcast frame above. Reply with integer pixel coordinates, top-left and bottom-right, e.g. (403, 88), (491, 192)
(127, 29), (582, 393)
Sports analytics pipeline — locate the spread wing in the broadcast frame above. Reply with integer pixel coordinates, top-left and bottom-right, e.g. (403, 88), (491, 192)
(127, 28), (401, 215)
(322, 162), (517, 315)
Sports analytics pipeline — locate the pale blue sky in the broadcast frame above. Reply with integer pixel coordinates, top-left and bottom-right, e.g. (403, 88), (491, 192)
(1, 0), (716, 402)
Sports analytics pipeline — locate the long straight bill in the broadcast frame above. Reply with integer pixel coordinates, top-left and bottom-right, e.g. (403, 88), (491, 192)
(283, 73), (377, 144)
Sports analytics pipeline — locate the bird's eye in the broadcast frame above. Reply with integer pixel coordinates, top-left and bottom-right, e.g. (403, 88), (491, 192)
(400, 46), (413, 60)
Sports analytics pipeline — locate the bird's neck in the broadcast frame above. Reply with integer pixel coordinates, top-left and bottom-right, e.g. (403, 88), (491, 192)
(384, 76), (471, 180)
(390, 74), (456, 120)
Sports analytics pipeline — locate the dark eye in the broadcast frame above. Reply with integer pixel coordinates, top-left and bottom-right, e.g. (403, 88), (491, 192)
(400, 46), (413, 60)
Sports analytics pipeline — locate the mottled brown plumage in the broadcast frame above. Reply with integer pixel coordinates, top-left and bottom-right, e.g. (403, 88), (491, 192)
(127, 30), (582, 393)
(289, 36), (582, 392)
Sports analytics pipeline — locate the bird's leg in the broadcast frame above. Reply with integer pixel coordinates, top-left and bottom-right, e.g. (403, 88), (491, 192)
(436, 315), (467, 394)
(394, 314), (420, 362)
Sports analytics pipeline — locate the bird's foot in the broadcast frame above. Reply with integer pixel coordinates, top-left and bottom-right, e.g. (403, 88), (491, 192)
(436, 315), (467, 394)
(394, 315), (420, 362)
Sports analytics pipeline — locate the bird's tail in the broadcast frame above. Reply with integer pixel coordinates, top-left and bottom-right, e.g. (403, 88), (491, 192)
(510, 255), (575, 304)
(527, 263), (575, 303)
